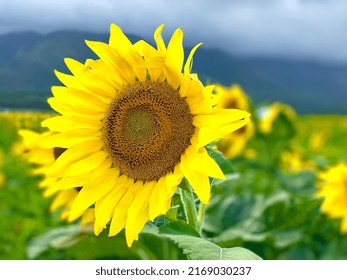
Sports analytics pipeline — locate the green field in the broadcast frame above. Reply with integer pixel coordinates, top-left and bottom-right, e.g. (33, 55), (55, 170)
(0, 111), (347, 260)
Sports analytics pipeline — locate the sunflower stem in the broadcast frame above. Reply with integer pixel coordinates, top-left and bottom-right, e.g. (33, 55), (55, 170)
(179, 179), (200, 233)
(197, 203), (205, 234)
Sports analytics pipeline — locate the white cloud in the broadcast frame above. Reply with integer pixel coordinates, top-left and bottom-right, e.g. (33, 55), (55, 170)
(0, 0), (347, 62)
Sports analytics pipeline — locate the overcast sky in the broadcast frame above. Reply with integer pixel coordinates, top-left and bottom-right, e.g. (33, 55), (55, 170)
(1, 0), (347, 63)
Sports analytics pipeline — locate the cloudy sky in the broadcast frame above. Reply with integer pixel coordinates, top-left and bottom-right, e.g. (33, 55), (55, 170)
(1, 0), (347, 63)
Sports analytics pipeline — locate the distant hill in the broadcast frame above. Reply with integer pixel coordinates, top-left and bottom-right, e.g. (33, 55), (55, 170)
(0, 30), (346, 114)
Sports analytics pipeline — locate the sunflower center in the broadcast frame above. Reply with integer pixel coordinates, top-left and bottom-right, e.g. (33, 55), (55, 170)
(124, 106), (157, 144)
(224, 100), (237, 109)
(104, 80), (195, 182)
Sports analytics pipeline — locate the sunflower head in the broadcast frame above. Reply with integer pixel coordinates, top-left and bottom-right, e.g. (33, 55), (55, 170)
(316, 162), (347, 233)
(257, 102), (296, 134)
(309, 131), (326, 152)
(214, 84), (254, 158)
(103, 80), (195, 182)
(19, 129), (95, 226)
(0, 172), (4, 188)
(280, 148), (315, 172)
(42, 24), (250, 246)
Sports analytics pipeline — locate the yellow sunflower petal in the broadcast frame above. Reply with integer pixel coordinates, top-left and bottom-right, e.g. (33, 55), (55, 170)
(62, 61), (116, 98)
(52, 86), (108, 111)
(64, 58), (89, 76)
(86, 40), (135, 84)
(198, 120), (250, 149)
(81, 208), (95, 226)
(94, 175), (128, 235)
(148, 177), (167, 221)
(194, 108), (250, 128)
(63, 151), (108, 177)
(184, 146), (225, 179)
(194, 109), (251, 148)
(134, 40), (165, 81)
(186, 84), (213, 115)
(108, 178), (138, 236)
(154, 24), (166, 54)
(109, 26), (141, 69)
(126, 206), (149, 247)
(42, 116), (98, 132)
(54, 70), (86, 91)
(47, 97), (105, 119)
(43, 177), (85, 198)
(166, 165), (184, 194)
(166, 28), (184, 73)
(341, 215), (347, 233)
(50, 189), (78, 212)
(40, 128), (102, 149)
(180, 157), (211, 204)
(184, 43), (202, 75)
(126, 181), (156, 245)
(69, 165), (119, 221)
(47, 139), (103, 175)
(49, 92), (106, 116)
(109, 24), (146, 81)
(164, 28), (184, 89)
(109, 24), (133, 51)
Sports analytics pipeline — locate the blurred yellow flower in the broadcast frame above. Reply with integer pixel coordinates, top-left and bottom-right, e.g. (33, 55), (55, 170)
(316, 162), (347, 233)
(0, 111), (54, 130)
(309, 131), (326, 152)
(258, 102), (296, 134)
(244, 148), (257, 160)
(214, 84), (254, 158)
(18, 129), (95, 226)
(0, 173), (4, 188)
(42, 24), (250, 246)
(280, 149), (315, 172)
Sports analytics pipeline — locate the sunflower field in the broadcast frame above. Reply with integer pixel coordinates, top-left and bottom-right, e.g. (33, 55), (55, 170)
(1, 24), (347, 261)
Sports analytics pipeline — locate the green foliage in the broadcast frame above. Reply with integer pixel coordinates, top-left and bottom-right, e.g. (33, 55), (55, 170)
(0, 117), (59, 259)
(295, 115), (347, 164)
(164, 234), (261, 260)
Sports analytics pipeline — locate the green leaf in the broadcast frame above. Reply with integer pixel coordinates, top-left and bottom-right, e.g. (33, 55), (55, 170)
(65, 231), (143, 260)
(28, 225), (159, 260)
(159, 220), (200, 237)
(210, 228), (268, 247)
(27, 224), (84, 259)
(211, 173), (239, 187)
(164, 234), (262, 260)
(206, 146), (233, 174)
(272, 229), (303, 249)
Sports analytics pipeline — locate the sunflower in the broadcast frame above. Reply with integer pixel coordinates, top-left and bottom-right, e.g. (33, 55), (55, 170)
(257, 102), (296, 134)
(42, 24), (250, 246)
(214, 84), (254, 158)
(18, 129), (95, 225)
(316, 162), (347, 233)
(280, 148), (315, 172)
(0, 173), (4, 188)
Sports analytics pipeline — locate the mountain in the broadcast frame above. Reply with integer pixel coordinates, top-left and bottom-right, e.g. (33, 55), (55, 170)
(0, 30), (346, 114)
